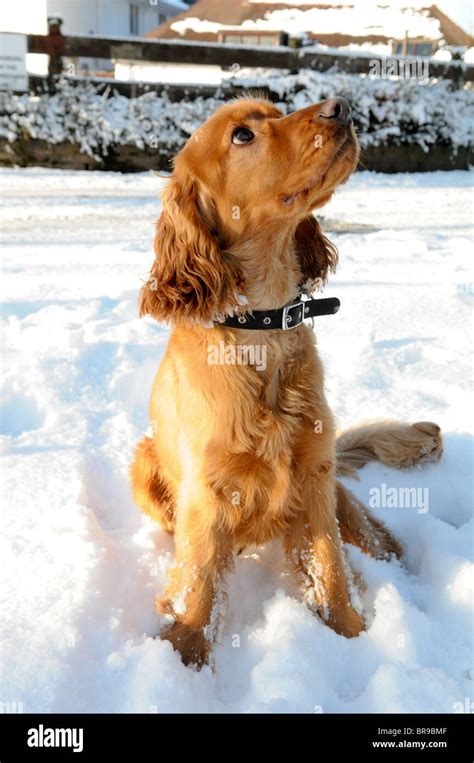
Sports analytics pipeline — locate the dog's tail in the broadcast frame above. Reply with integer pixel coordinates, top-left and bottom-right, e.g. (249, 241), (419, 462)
(336, 421), (443, 478)
(334, 421), (442, 560)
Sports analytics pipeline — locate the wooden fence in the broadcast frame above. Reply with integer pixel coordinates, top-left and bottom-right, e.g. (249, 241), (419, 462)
(26, 32), (474, 89)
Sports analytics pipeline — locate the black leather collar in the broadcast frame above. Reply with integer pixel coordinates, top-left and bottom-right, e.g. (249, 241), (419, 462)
(215, 297), (340, 331)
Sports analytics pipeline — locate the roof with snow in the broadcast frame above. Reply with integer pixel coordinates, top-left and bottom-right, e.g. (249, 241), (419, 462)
(145, 1), (472, 49)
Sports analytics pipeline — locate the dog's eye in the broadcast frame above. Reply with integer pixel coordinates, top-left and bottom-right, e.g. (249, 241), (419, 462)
(232, 127), (254, 145)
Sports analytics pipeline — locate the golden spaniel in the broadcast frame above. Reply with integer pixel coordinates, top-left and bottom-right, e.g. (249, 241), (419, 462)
(131, 97), (442, 668)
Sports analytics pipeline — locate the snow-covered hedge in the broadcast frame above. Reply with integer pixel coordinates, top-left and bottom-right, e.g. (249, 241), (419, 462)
(1, 70), (473, 161)
(0, 82), (220, 160)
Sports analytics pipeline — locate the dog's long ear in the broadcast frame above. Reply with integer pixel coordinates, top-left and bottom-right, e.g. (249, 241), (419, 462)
(295, 216), (338, 292)
(140, 166), (243, 323)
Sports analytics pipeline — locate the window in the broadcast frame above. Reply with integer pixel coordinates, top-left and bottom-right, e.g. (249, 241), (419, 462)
(220, 32), (280, 47)
(414, 43), (433, 56)
(158, 13), (166, 25)
(393, 40), (434, 57)
(130, 4), (139, 35)
(222, 34), (241, 45)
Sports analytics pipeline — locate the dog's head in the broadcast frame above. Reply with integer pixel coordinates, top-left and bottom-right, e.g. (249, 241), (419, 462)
(141, 97), (359, 323)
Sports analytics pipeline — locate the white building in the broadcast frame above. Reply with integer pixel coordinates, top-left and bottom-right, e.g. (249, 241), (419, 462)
(0, 0), (48, 74)
(0, 0), (188, 78)
(45, 0), (189, 74)
(46, 0), (188, 37)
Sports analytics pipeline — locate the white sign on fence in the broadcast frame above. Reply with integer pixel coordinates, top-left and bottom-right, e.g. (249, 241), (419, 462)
(0, 33), (28, 92)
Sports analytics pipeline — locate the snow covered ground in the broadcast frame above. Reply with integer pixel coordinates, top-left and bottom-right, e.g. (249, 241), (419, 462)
(0, 167), (472, 713)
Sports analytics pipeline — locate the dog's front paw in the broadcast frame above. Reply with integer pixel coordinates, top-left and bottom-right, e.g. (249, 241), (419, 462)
(160, 620), (211, 669)
(326, 605), (365, 639)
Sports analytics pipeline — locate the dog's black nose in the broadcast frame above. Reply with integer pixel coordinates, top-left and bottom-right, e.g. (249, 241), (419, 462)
(318, 97), (351, 126)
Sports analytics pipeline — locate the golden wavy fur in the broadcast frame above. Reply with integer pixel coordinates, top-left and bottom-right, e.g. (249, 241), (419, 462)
(131, 97), (443, 668)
